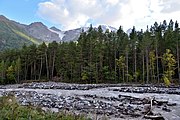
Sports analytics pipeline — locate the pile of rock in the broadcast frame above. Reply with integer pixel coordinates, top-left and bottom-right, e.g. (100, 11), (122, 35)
(19, 82), (106, 90)
(16, 82), (180, 95)
(109, 87), (180, 95)
(1, 90), (176, 119)
(17, 82), (141, 90)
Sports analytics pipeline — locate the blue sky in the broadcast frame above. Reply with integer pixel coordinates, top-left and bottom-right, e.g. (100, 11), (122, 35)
(1, 0), (180, 31)
(0, 0), (54, 27)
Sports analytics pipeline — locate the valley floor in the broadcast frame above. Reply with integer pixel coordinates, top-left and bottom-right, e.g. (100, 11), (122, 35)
(0, 82), (180, 120)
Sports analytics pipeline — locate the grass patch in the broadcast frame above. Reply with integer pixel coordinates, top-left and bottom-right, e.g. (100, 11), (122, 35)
(0, 95), (85, 120)
(12, 29), (41, 45)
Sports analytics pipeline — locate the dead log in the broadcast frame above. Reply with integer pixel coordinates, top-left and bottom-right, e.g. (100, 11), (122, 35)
(143, 97), (165, 120)
(144, 114), (165, 120)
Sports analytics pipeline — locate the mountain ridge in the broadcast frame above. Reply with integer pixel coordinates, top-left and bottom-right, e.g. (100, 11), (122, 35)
(0, 15), (42, 50)
(0, 15), (117, 50)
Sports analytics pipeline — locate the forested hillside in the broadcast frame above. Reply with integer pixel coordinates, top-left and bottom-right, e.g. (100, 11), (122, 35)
(0, 15), (42, 50)
(0, 20), (179, 85)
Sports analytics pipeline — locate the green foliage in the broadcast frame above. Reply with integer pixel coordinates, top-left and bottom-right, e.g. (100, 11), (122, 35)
(126, 74), (133, 82)
(116, 56), (126, 82)
(163, 76), (171, 87)
(12, 29), (41, 45)
(149, 50), (156, 82)
(0, 96), (85, 120)
(102, 66), (115, 81)
(149, 50), (156, 70)
(14, 57), (21, 83)
(133, 72), (140, 80)
(0, 21), (41, 50)
(116, 56), (125, 69)
(0, 20), (180, 85)
(81, 71), (88, 81)
(162, 49), (176, 86)
(0, 60), (5, 84)
(6, 65), (16, 83)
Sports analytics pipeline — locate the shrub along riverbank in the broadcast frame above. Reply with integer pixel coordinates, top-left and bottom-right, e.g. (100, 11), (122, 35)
(0, 95), (85, 120)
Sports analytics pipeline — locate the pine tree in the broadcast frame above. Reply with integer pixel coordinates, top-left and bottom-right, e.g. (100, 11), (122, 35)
(6, 65), (15, 84)
(116, 56), (126, 82)
(129, 26), (138, 83)
(48, 41), (58, 80)
(149, 50), (156, 83)
(0, 60), (5, 84)
(174, 21), (180, 84)
(15, 57), (21, 83)
(162, 49), (176, 86)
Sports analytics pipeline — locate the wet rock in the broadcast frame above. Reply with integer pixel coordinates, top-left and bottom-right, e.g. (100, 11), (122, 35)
(167, 102), (177, 106)
(144, 113), (165, 120)
(162, 105), (171, 112)
(1, 83), (179, 120)
(109, 86), (180, 95)
(156, 100), (168, 106)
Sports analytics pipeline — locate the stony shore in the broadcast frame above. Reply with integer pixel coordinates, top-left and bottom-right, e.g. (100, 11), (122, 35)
(0, 82), (180, 120)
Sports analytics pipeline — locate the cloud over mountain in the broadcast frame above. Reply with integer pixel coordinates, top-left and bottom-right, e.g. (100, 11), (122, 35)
(37, 0), (180, 31)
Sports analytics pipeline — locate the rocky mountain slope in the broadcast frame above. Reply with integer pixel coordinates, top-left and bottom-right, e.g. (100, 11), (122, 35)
(0, 15), (117, 50)
(25, 22), (61, 42)
(0, 15), (42, 50)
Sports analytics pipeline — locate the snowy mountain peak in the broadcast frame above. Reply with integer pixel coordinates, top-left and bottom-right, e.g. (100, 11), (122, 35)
(126, 28), (132, 35)
(49, 28), (65, 40)
(100, 25), (117, 32)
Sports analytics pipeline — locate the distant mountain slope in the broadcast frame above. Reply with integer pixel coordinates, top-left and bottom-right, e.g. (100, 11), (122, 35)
(0, 15), (118, 50)
(62, 27), (85, 41)
(49, 27), (65, 40)
(62, 25), (117, 41)
(26, 22), (61, 42)
(0, 15), (42, 50)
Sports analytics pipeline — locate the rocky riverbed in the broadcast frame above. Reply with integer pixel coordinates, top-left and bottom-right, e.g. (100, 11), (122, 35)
(0, 82), (180, 120)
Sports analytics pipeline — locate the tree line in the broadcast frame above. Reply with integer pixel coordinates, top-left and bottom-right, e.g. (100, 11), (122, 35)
(0, 20), (179, 85)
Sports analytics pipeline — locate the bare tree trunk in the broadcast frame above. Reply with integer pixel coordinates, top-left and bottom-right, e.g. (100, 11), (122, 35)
(149, 64), (152, 82)
(51, 51), (56, 80)
(31, 64), (33, 80)
(72, 64), (74, 82)
(17, 66), (20, 83)
(39, 56), (43, 80)
(34, 61), (36, 80)
(0, 61), (5, 81)
(156, 45), (159, 84)
(177, 42), (180, 84)
(96, 62), (98, 84)
(114, 50), (116, 82)
(143, 53), (145, 84)
(100, 53), (103, 82)
(25, 61), (27, 81)
(126, 50), (129, 82)
(45, 50), (49, 81)
(146, 48), (149, 84)
(134, 48), (137, 83)
(153, 67), (155, 84)
(123, 67), (125, 83)
(89, 38), (92, 84)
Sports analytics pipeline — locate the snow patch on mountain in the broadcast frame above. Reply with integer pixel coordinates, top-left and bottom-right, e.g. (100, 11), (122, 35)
(100, 25), (117, 32)
(49, 28), (65, 40)
(126, 28), (132, 36)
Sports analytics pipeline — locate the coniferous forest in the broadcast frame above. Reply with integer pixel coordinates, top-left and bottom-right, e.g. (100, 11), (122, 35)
(0, 20), (180, 86)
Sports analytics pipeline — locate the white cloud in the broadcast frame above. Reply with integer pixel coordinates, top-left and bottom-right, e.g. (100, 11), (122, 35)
(106, 0), (119, 6)
(37, 0), (180, 31)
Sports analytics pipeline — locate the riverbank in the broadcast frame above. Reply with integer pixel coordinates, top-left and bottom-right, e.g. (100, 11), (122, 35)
(0, 82), (180, 120)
